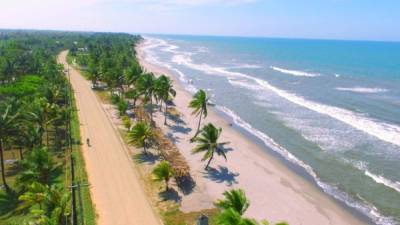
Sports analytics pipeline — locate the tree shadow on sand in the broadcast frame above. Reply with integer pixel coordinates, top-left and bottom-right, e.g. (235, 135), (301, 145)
(176, 176), (196, 195)
(133, 152), (160, 165)
(203, 166), (239, 186)
(166, 132), (181, 144)
(168, 125), (192, 134)
(159, 188), (182, 203)
(167, 113), (186, 125)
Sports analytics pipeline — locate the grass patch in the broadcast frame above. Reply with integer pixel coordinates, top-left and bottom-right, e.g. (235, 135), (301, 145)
(163, 206), (220, 225)
(95, 90), (111, 104)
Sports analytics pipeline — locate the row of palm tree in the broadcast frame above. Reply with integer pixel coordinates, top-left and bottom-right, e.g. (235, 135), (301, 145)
(0, 85), (72, 225)
(0, 63), (72, 225)
(187, 91), (291, 224)
(188, 89), (230, 170)
(0, 83), (66, 192)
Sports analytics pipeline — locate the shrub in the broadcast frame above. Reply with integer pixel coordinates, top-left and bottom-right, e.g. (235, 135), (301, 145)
(117, 100), (128, 116)
(122, 115), (131, 130)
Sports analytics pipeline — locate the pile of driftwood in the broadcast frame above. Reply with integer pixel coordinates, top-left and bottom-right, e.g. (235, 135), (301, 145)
(134, 106), (190, 178)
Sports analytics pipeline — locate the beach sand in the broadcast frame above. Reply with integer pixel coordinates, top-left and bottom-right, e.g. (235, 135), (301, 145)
(136, 42), (367, 225)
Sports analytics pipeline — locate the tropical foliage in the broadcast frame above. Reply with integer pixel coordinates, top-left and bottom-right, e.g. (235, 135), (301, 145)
(215, 189), (289, 225)
(189, 89), (209, 139)
(0, 30), (112, 224)
(152, 160), (174, 191)
(192, 123), (229, 170)
(215, 189), (249, 215)
(127, 121), (153, 154)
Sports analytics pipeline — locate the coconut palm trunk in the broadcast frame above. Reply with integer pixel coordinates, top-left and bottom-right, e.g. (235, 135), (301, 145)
(45, 123), (49, 147)
(194, 110), (203, 139)
(165, 177), (169, 191)
(205, 152), (214, 170)
(149, 92), (153, 123)
(0, 139), (9, 192)
(143, 141), (147, 154)
(19, 146), (23, 160)
(164, 102), (168, 125)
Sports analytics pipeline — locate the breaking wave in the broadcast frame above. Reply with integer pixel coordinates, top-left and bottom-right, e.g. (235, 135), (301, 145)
(270, 66), (320, 77)
(336, 87), (389, 94)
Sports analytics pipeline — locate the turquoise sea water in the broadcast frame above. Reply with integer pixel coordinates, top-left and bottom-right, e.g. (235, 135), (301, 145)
(141, 35), (400, 225)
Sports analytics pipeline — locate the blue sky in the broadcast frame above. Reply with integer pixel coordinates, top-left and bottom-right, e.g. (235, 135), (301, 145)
(0, 0), (399, 41)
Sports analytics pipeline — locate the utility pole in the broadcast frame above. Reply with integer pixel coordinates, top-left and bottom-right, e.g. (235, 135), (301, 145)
(66, 66), (78, 225)
(70, 182), (89, 225)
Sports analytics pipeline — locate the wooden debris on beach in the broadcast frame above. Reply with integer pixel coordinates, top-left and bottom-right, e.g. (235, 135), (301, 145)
(134, 106), (191, 178)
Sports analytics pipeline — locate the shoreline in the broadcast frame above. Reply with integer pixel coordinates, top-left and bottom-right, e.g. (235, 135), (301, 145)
(135, 41), (368, 225)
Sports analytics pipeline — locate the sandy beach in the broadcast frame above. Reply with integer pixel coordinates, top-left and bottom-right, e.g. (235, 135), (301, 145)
(136, 42), (367, 225)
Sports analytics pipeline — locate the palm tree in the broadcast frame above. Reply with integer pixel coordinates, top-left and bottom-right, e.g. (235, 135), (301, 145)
(189, 89), (209, 140)
(17, 147), (55, 188)
(136, 73), (156, 122)
(214, 189), (290, 225)
(192, 123), (229, 170)
(216, 208), (258, 225)
(215, 189), (250, 215)
(0, 103), (20, 191)
(18, 182), (49, 211)
(124, 61), (142, 88)
(125, 89), (140, 108)
(127, 121), (153, 154)
(29, 98), (58, 146)
(88, 59), (101, 88)
(18, 182), (70, 225)
(152, 160), (174, 191)
(155, 75), (176, 125)
(45, 185), (70, 225)
(23, 125), (42, 151)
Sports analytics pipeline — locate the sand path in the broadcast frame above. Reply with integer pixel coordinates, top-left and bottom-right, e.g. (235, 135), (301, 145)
(57, 51), (161, 225)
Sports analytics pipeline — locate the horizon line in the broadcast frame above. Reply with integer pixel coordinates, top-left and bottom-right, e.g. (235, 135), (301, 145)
(1, 27), (399, 43)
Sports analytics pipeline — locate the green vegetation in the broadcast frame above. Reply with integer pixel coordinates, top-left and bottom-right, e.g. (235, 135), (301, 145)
(189, 89), (210, 140)
(215, 189), (288, 225)
(192, 123), (230, 170)
(127, 121), (154, 154)
(152, 161), (174, 191)
(0, 30), (101, 225)
(215, 189), (249, 216)
(154, 75), (176, 125)
(67, 30), (290, 225)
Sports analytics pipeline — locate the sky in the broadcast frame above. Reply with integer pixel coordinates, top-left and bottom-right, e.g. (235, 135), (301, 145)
(0, 0), (399, 41)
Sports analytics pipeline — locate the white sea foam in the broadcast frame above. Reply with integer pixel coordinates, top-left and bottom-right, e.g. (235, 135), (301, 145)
(270, 66), (320, 77)
(228, 78), (263, 90)
(350, 160), (400, 193)
(162, 44), (179, 53)
(141, 37), (398, 224)
(216, 106), (395, 225)
(230, 63), (262, 69)
(336, 87), (389, 94)
(366, 171), (400, 193)
(171, 52), (400, 147)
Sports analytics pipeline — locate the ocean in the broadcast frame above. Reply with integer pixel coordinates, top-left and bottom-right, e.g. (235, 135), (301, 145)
(140, 34), (400, 225)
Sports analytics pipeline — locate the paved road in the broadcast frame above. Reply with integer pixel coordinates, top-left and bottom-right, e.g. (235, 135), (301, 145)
(58, 51), (161, 225)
